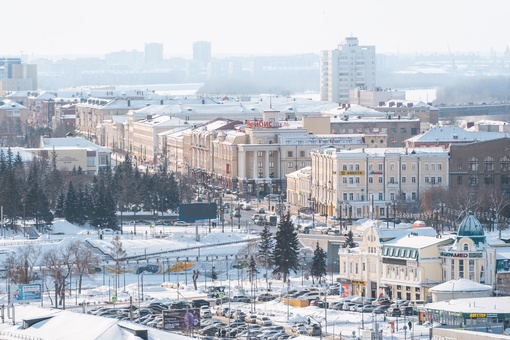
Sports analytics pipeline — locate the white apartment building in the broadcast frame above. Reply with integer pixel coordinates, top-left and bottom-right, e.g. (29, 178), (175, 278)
(310, 146), (449, 220)
(320, 37), (376, 104)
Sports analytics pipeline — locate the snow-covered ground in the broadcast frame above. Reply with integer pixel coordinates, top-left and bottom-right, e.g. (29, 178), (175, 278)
(0, 218), (452, 339)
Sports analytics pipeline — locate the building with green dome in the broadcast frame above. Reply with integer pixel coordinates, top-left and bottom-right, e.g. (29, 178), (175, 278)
(439, 211), (496, 286)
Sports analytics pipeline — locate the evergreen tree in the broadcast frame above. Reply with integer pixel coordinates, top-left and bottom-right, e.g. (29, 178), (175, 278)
(258, 224), (273, 291)
(54, 191), (65, 218)
(64, 182), (79, 224)
(311, 242), (327, 284)
(272, 212), (300, 282)
(247, 255), (259, 283)
(343, 230), (356, 248)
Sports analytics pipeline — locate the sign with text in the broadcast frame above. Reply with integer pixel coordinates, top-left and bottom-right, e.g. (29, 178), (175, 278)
(16, 284), (42, 302)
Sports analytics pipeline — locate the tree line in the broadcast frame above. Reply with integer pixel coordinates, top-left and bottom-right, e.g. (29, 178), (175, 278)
(0, 150), (182, 231)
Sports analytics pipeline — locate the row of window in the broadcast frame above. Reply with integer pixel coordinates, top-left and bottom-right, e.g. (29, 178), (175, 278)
(458, 174), (510, 186)
(340, 191), (417, 202)
(386, 265), (419, 280)
(382, 247), (417, 259)
(465, 156), (510, 172)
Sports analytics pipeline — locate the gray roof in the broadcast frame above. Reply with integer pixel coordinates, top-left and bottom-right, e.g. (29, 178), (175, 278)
(408, 125), (508, 143)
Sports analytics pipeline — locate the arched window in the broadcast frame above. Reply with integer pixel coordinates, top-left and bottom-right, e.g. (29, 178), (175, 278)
(468, 157), (478, 171)
(484, 156), (495, 171)
(501, 156), (510, 171)
(463, 243), (469, 251)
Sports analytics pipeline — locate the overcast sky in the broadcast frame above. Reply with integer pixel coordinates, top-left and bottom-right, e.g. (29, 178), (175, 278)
(5, 0), (509, 58)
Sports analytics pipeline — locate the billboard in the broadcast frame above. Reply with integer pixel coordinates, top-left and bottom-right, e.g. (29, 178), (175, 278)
(15, 284), (42, 302)
(178, 203), (217, 221)
(162, 308), (200, 331)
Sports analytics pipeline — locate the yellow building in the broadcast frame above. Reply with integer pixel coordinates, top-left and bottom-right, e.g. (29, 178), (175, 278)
(310, 146), (449, 220)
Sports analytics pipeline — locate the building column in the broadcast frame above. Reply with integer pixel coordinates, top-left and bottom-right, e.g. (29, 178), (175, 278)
(252, 150), (258, 179)
(238, 149), (246, 179)
(265, 150), (270, 178)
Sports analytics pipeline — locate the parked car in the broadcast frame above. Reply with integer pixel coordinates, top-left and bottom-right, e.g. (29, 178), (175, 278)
(245, 314), (258, 324)
(191, 299), (210, 308)
(232, 295), (251, 303)
(257, 293), (276, 302)
(173, 220), (190, 226)
(256, 316), (272, 326)
(386, 306), (402, 317)
(372, 305), (390, 314)
(200, 306), (212, 318)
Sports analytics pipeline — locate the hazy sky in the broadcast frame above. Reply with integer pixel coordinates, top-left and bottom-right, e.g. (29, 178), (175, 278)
(5, 0), (509, 58)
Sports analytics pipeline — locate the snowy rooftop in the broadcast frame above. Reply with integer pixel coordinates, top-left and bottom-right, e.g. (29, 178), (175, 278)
(407, 125), (509, 143)
(384, 235), (453, 249)
(40, 137), (111, 153)
(429, 279), (492, 293)
(424, 296), (510, 314)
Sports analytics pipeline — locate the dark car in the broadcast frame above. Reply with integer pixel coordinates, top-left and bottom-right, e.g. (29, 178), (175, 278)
(400, 306), (415, 316)
(386, 306), (402, 317)
(169, 301), (191, 310)
(372, 305), (390, 314)
(191, 299), (210, 308)
(257, 293), (276, 302)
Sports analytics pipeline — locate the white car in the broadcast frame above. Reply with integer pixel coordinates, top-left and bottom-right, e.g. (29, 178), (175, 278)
(173, 221), (190, 226)
(256, 316), (272, 326)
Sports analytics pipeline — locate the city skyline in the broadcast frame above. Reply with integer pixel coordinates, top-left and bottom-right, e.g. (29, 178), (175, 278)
(5, 0), (509, 59)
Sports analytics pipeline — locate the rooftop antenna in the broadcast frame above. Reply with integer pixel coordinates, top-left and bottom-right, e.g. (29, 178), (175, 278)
(269, 90), (272, 109)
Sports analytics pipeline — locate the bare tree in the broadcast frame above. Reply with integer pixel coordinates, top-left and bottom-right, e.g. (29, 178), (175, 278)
(4, 244), (41, 284)
(68, 240), (100, 294)
(110, 235), (126, 296)
(43, 246), (75, 308)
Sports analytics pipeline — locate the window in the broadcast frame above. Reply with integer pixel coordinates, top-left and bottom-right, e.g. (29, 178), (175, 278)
(287, 151), (293, 157)
(437, 176), (442, 184)
(411, 176), (416, 183)
(425, 176), (429, 183)
(502, 156), (510, 171)
(459, 260), (464, 278)
(87, 157), (96, 167)
(257, 151), (264, 157)
(369, 177), (373, 184)
(368, 164), (374, 171)
(401, 176), (406, 183)
(457, 176), (462, 185)
(378, 192), (383, 200)
(431, 177), (436, 184)
(451, 259), (455, 280)
(411, 192), (416, 200)
(288, 162), (294, 168)
(300, 150), (305, 157)
(355, 177), (360, 184)
(269, 151), (275, 157)
(401, 192), (407, 201)
(349, 193), (354, 200)
(485, 156), (495, 171)
(469, 260), (475, 281)
(468, 157), (478, 171)
(258, 172), (263, 178)
(258, 162), (263, 168)
(469, 175), (479, 186)
(390, 163), (395, 171)
(342, 177), (347, 184)
(378, 177), (383, 183)
(502, 174), (510, 185)
(99, 156), (107, 166)
(402, 163), (407, 171)
(463, 244), (469, 251)
(269, 161), (274, 168)
(355, 164), (360, 171)
(412, 163), (416, 171)
(343, 164), (347, 170)
(457, 161), (462, 171)
(343, 193), (348, 201)
(378, 163), (383, 171)
(425, 164), (429, 170)
(390, 176), (395, 184)
(484, 175), (494, 185)
(349, 177), (354, 184)
(437, 163), (442, 170)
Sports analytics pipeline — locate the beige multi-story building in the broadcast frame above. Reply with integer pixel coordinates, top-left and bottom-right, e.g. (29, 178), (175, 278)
(309, 146), (449, 219)
(338, 225), (444, 299)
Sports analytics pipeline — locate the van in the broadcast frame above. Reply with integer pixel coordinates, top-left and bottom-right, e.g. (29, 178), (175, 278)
(265, 194), (279, 201)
